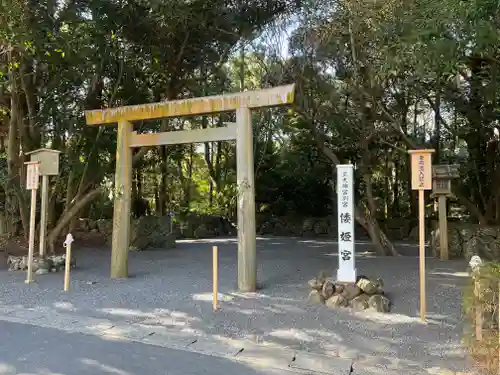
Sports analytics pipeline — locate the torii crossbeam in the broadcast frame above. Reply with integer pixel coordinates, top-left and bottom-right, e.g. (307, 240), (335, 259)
(85, 84), (295, 292)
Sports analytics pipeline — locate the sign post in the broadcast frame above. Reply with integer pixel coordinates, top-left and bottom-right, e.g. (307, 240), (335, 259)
(409, 149), (434, 321)
(24, 161), (40, 284)
(336, 164), (356, 283)
(26, 149), (61, 258)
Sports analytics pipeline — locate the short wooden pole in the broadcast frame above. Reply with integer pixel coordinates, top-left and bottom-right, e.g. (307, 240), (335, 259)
(213, 246), (218, 311)
(64, 242), (72, 292)
(25, 188), (38, 284)
(497, 281), (499, 373)
(475, 279), (483, 341)
(418, 189), (426, 321)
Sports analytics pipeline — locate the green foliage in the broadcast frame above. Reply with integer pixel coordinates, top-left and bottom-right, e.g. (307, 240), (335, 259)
(463, 264), (500, 373)
(256, 130), (333, 216)
(1, 0), (500, 240)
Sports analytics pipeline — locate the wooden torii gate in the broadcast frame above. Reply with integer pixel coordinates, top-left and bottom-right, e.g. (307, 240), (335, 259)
(84, 84), (295, 292)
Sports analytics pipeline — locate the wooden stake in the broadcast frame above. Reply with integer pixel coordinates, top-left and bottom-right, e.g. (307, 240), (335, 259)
(213, 246), (218, 311)
(25, 188), (37, 284)
(39, 175), (49, 258)
(63, 233), (74, 292)
(474, 279), (483, 340)
(497, 281), (499, 373)
(419, 189), (426, 321)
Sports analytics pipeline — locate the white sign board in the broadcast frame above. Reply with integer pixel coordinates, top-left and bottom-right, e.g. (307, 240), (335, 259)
(25, 162), (40, 190)
(336, 164), (356, 283)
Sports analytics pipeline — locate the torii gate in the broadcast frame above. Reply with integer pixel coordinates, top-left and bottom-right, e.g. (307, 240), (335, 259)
(84, 84), (295, 292)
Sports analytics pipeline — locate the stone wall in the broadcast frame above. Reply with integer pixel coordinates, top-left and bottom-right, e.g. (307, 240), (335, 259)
(257, 216), (336, 237)
(77, 215), (418, 243)
(175, 213), (237, 239)
(79, 216), (176, 251)
(256, 216), (416, 240)
(431, 223), (500, 261)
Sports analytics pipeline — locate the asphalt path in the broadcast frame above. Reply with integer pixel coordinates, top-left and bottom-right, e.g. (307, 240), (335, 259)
(0, 321), (296, 375)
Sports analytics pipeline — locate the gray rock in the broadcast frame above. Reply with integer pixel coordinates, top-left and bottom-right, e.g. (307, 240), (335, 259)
(308, 278), (323, 291)
(340, 284), (362, 300)
(375, 277), (384, 290)
(302, 218), (315, 233)
(368, 294), (391, 313)
(129, 216), (177, 251)
(96, 219), (113, 236)
(356, 278), (378, 294)
(322, 280), (335, 299)
(193, 224), (210, 239)
(326, 295), (348, 309)
(48, 255), (75, 271)
(407, 226), (418, 241)
(37, 258), (53, 272)
(7, 255), (21, 270)
(350, 294), (370, 311)
(258, 221), (274, 235)
(8, 254), (75, 273)
(313, 220), (330, 235)
(7, 255), (29, 271)
(334, 283), (345, 295)
(307, 290), (325, 305)
(434, 224), (500, 261)
(316, 271), (328, 285)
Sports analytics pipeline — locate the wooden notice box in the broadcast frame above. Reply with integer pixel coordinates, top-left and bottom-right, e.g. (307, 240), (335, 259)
(26, 148), (61, 176)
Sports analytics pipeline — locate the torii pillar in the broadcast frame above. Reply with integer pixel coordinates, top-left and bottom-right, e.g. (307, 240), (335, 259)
(84, 85), (295, 292)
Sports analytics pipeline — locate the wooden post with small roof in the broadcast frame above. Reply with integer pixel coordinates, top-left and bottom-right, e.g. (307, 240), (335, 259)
(84, 85), (295, 292)
(430, 164), (459, 260)
(26, 148), (62, 258)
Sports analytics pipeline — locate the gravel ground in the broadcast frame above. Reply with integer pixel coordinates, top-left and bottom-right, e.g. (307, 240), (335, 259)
(0, 237), (471, 373)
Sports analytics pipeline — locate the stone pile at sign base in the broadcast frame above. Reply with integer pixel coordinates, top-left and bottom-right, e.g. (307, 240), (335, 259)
(7, 254), (76, 275)
(307, 273), (391, 313)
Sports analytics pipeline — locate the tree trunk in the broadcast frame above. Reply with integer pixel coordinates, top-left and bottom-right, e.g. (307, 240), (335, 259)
(392, 153), (400, 216)
(433, 90), (441, 163)
(186, 145), (194, 207)
(209, 179), (214, 208)
(455, 189), (488, 225)
(70, 128), (102, 229)
(384, 150), (389, 219)
(159, 146), (167, 216)
(137, 168), (143, 198)
(7, 84), (30, 237)
(0, 211), (7, 236)
(158, 119), (169, 216)
(304, 119), (399, 256)
(47, 188), (102, 254)
(154, 177), (160, 215)
(355, 206), (398, 256)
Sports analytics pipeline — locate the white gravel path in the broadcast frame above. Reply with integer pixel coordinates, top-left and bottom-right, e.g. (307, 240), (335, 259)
(0, 237), (471, 374)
